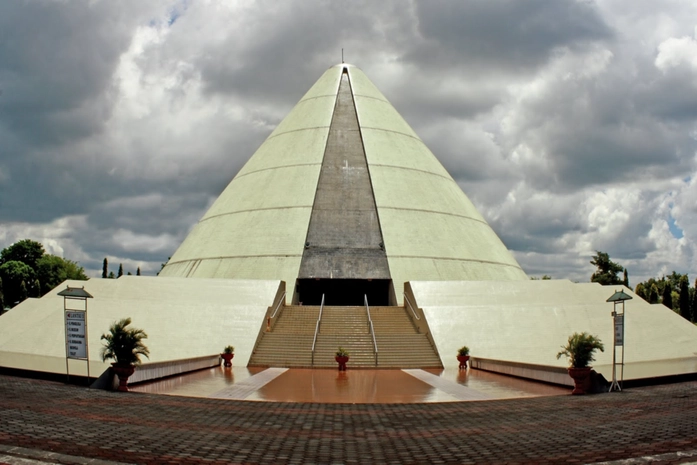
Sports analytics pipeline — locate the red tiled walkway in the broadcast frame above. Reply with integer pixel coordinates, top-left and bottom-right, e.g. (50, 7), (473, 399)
(1, 375), (697, 464)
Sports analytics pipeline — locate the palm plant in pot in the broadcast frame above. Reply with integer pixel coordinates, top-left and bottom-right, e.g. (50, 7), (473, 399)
(221, 345), (235, 367)
(101, 318), (149, 392)
(335, 347), (349, 371)
(457, 346), (470, 370)
(556, 332), (604, 395)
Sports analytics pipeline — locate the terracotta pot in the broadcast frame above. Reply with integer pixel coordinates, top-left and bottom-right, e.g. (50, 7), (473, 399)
(567, 367), (592, 395)
(457, 355), (470, 370)
(111, 363), (136, 392)
(335, 355), (349, 371)
(221, 353), (234, 367)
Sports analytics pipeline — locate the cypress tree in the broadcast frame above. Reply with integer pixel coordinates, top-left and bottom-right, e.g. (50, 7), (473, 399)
(30, 278), (41, 298)
(649, 284), (659, 304)
(662, 283), (673, 310)
(623, 269), (629, 287)
(679, 276), (690, 320)
(117, 264), (123, 278)
(102, 258), (108, 279)
(136, 267), (141, 276)
(0, 277), (4, 313)
(692, 279), (697, 323)
(19, 280), (27, 302)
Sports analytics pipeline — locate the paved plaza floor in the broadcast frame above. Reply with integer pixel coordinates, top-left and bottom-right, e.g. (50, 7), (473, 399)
(1, 374), (697, 464)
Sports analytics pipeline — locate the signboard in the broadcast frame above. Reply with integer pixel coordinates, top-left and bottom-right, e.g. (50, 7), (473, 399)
(614, 314), (624, 346)
(65, 311), (87, 359)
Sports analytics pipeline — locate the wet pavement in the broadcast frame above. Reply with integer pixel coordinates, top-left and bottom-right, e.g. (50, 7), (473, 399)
(130, 366), (567, 403)
(2, 374), (697, 464)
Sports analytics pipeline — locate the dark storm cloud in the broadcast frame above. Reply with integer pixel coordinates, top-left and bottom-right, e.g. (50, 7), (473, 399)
(407, 0), (612, 73)
(195, 1), (412, 104)
(0, 1), (155, 146)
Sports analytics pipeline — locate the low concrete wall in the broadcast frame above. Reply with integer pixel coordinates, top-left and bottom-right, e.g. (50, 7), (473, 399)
(472, 357), (572, 387)
(126, 354), (222, 385)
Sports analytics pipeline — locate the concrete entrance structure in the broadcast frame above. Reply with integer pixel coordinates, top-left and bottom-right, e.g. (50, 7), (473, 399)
(1, 64), (696, 387)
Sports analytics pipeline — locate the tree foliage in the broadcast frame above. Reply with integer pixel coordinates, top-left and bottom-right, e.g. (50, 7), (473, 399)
(36, 255), (88, 295)
(0, 239), (87, 308)
(590, 251), (625, 286)
(0, 239), (45, 270)
(0, 261), (36, 306)
(102, 258), (108, 279)
(679, 275), (691, 321)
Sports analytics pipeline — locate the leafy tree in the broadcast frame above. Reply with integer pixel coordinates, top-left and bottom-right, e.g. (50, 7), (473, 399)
(590, 251), (624, 285)
(108, 271), (115, 279)
(127, 271), (132, 276)
(662, 283), (673, 310)
(102, 258), (108, 279)
(0, 239), (45, 270)
(136, 267), (141, 276)
(36, 255), (87, 295)
(0, 277), (4, 313)
(0, 261), (36, 306)
(634, 283), (646, 300)
(117, 264), (123, 278)
(679, 275), (691, 320)
(623, 269), (629, 287)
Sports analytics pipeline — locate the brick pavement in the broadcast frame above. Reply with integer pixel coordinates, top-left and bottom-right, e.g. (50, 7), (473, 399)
(1, 375), (697, 464)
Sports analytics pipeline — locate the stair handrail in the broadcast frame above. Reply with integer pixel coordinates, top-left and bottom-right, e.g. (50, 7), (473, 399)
(365, 294), (378, 366)
(265, 291), (287, 332)
(403, 292), (421, 320)
(311, 294), (325, 366)
(270, 291), (286, 319)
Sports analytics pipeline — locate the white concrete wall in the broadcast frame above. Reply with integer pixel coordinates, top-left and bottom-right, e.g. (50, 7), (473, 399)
(411, 279), (697, 381)
(0, 276), (280, 377)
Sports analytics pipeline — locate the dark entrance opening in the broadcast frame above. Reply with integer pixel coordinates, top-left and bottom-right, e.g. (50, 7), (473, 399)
(296, 279), (391, 306)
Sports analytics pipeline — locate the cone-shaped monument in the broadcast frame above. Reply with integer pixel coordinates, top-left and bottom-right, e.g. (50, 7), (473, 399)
(160, 64), (526, 305)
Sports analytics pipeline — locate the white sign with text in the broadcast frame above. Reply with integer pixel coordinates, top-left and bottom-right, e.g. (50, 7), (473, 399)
(65, 311), (87, 359)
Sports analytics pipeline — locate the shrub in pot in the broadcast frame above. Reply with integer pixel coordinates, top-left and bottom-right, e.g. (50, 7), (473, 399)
(556, 332), (604, 395)
(100, 318), (149, 392)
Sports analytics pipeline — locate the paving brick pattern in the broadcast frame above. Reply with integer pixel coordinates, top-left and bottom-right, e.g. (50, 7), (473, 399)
(1, 375), (697, 464)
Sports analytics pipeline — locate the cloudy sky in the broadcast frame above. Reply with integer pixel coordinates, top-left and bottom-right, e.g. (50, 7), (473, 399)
(1, 0), (696, 286)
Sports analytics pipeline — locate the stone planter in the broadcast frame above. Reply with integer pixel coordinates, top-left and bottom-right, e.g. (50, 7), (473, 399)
(457, 355), (470, 370)
(111, 363), (136, 392)
(568, 367), (592, 395)
(335, 355), (349, 371)
(221, 353), (234, 367)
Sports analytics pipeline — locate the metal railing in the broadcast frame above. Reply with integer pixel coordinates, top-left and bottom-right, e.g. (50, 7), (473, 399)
(403, 292), (421, 320)
(270, 291), (286, 319)
(265, 291), (286, 332)
(365, 294), (378, 366)
(311, 294), (325, 367)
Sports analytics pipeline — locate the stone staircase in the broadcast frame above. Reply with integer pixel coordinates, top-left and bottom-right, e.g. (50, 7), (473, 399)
(248, 306), (319, 367)
(248, 304), (443, 369)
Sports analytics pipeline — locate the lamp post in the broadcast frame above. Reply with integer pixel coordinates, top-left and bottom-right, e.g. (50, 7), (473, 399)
(606, 289), (632, 392)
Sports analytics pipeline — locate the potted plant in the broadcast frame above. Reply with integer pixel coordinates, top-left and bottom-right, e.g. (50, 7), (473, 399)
(221, 345), (235, 367)
(457, 346), (470, 370)
(100, 318), (149, 392)
(335, 347), (349, 371)
(557, 332), (604, 395)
